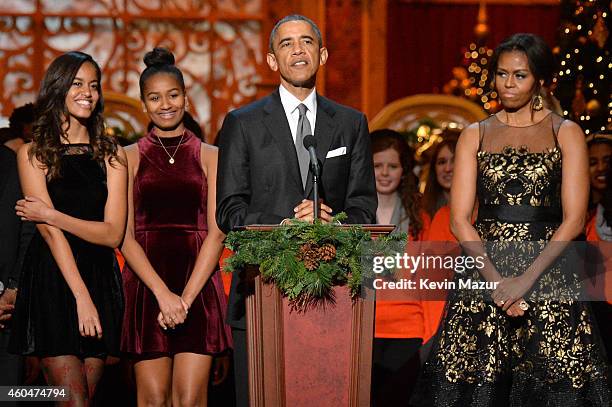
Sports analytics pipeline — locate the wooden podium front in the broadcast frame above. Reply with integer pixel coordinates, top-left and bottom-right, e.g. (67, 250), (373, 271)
(242, 225), (393, 407)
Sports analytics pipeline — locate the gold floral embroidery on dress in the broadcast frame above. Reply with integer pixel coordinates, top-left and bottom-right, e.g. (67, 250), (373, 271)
(426, 142), (607, 392)
(477, 146), (561, 208)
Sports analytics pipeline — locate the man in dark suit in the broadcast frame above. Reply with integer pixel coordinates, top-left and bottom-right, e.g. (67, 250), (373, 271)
(216, 14), (377, 406)
(0, 144), (35, 392)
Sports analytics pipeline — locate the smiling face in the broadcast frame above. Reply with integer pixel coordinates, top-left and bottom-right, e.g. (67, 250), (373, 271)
(435, 145), (454, 191)
(64, 62), (99, 121)
(266, 20), (328, 98)
(589, 142), (612, 192)
(495, 50), (541, 111)
(142, 72), (186, 133)
(374, 147), (403, 196)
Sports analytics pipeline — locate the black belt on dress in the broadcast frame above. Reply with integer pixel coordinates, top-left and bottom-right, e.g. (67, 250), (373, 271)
(477, 204), (562, 223)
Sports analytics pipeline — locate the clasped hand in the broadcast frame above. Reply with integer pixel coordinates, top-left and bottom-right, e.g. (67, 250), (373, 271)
(156, 290), (189, 330)
(0, 289), (17, 330)
(293, 199), (333, 223)
(491, 274), (535, 316)
(16, 196), (53, 223)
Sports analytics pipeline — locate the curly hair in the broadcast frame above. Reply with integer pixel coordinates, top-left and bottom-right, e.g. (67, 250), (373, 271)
(371, 129), (423, 239)
(29, 51), (120, 179)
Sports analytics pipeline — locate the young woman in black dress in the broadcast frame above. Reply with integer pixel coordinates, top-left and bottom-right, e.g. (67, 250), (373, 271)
(11, 51), (127, 405)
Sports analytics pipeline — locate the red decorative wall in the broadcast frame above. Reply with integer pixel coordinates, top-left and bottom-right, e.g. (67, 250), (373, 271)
(386, 1), (561, 103)
(0, 0), (266, 138)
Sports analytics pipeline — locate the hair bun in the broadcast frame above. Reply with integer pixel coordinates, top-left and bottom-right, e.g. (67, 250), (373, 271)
(143, 47), (175, 68)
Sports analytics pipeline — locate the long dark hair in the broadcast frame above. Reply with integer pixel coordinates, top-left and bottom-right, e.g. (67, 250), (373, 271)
(29, 51), (119, 179)
(422, 137), (457, 219)
(371, 129), (423, 239)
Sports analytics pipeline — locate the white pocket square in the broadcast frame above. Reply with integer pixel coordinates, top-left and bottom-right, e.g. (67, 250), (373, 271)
(326, 147), (347, 158)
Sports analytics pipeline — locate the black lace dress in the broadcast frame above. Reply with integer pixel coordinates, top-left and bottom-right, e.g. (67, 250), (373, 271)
(413, 113), (610, 406)
(9, 144), (124, 358)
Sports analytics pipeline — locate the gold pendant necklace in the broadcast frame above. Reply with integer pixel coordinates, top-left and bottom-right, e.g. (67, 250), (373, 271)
(156, 130), (185, 164)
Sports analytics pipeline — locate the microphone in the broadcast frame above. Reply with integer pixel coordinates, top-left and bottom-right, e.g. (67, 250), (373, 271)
(302, 135), (320, 221)
(303, 135), (320, 177)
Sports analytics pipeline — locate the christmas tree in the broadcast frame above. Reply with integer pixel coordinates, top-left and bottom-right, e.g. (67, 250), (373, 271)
(552, 0), (611, 135)
(443, 1), (501, 113)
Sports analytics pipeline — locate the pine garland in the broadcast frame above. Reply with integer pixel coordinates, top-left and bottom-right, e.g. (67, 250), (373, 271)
(223, 213), (405, 308)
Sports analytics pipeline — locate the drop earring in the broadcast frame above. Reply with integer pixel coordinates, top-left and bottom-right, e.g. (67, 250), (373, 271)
(532, 95), (544, 111)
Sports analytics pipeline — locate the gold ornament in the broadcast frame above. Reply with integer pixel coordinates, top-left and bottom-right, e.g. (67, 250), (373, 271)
(571, 78), (586, 118)
(474, 1), (489, 40)
(586, 99), (602, 116)
(590, 12), (609, 49)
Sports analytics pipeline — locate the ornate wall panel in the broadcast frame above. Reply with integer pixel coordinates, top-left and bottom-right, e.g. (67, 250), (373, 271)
(0, 0), (265, 140)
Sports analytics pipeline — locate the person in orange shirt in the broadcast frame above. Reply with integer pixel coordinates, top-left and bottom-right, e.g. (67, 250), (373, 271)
(370, 129), (430, 407)
(419, 136), (459, 345)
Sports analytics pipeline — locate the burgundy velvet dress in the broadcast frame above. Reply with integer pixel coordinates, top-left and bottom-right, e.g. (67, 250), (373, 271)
(121, 130), (232, 357)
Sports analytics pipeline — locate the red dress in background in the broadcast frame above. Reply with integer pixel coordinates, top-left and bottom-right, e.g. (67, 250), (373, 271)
(121, 130), (232, 356)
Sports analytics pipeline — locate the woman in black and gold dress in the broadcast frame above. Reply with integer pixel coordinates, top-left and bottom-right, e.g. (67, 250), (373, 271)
(414, 34), (609, 406)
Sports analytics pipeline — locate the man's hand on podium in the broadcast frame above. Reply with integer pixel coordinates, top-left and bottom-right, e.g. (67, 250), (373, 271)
(293, 199), (333, 223)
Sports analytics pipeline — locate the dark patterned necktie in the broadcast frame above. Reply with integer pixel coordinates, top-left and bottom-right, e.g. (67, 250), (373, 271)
(296, 103), (312, 188)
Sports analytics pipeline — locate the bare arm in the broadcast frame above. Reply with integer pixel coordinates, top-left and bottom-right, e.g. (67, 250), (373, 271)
(181, 144), (226, 307)
(16, 148), (128, 248)
(119, 144), (187, 329)
(16, 144), (102, 338)
(492, 120), (589, 310)
(450, 124), (503, 283)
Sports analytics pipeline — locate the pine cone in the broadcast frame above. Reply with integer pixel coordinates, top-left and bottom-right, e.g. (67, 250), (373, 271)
(298, 243), (320, 270)
(297, 243), (315, 261)
(303, 254), (319, 271)
(318, 243), (336, 261)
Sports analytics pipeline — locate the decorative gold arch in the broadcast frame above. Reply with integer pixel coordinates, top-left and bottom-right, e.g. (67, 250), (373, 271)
(370, 94), (488, 132)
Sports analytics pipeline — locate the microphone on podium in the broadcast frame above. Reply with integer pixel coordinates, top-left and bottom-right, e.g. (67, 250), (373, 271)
(303, 135), (320, 221)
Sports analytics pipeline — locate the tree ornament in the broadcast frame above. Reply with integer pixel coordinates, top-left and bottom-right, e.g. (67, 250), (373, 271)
(590, 12), (609, 48)
(571, 77), (587, 118)
(586, 99), (602, 116)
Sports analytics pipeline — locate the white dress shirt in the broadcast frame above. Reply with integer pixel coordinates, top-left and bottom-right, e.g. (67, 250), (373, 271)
(278, 85), (317, 144)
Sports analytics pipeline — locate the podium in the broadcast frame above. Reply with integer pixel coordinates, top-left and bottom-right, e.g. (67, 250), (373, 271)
(240, 225), (394, 407)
